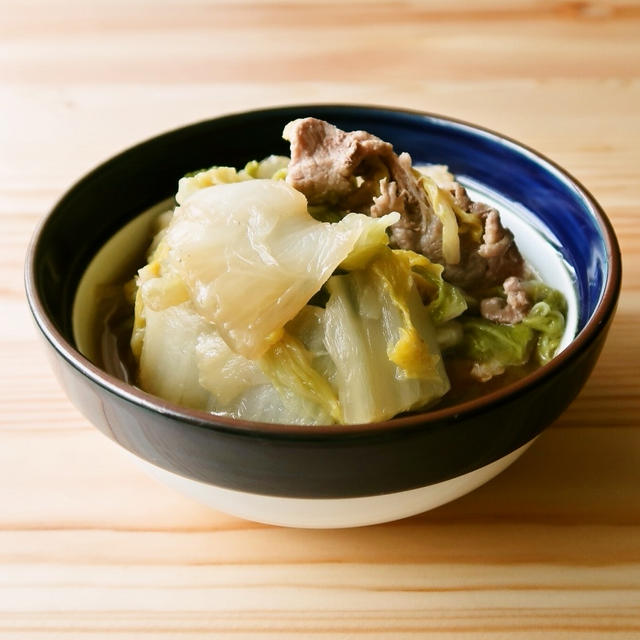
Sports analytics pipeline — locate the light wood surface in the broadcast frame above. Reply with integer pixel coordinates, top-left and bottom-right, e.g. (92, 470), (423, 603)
(2, 1), (639, 637)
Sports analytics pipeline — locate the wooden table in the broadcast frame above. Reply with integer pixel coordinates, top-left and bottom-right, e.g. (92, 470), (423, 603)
(2, 1), (639, 637)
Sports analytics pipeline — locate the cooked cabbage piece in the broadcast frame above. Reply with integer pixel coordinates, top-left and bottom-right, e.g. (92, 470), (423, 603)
(131, 178), (451, 424)
(163, 179), (399, 359)
(323, 249), (450, 423)
(138, 303), (212, 409)
(521, 280), (568, 364)
(176, 156), (289, 205)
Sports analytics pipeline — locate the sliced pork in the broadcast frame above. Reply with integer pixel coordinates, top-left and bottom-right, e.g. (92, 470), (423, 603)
(284, 117), (526, 299)
(480, 276), (532, 325)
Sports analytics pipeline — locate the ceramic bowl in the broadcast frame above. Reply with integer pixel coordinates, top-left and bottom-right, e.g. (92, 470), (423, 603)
(25, 105), (621, 527)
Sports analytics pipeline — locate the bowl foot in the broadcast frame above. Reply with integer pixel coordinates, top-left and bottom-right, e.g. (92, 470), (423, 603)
(129, 439), (536, 528)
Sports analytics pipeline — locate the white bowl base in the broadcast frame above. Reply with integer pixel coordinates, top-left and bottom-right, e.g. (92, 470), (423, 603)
(130, 438), (535, 528)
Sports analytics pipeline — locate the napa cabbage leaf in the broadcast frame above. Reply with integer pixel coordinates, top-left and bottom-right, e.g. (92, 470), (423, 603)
(521, 280), (568, 364)
(163, 179), (399, 359)
(176, 155), (290, 205)
(322, 248), (450, 424)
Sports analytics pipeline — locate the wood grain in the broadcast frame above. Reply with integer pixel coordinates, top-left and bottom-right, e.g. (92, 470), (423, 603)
(1, 0), (639, 637)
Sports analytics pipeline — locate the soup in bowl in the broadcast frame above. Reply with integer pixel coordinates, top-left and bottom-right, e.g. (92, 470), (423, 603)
(25, 105), (620, 527)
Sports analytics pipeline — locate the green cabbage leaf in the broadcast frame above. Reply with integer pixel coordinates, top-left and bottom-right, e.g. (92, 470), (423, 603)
(455, 279), (568, 380)
(522, 280), (568, 364)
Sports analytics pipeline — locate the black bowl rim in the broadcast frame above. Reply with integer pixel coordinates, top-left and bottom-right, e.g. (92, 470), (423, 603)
(25, 103), (622, 440)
